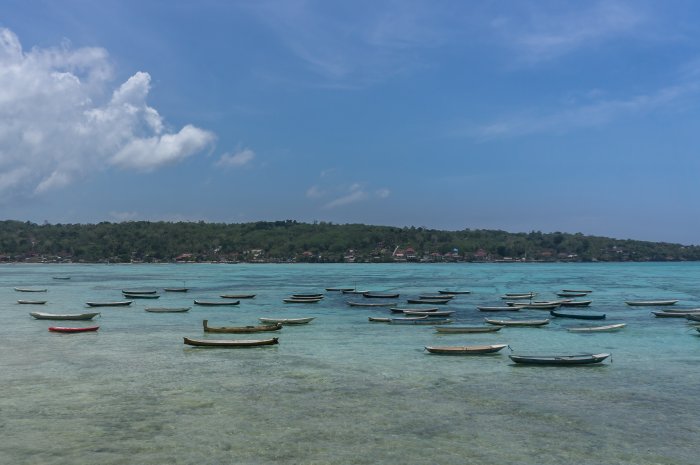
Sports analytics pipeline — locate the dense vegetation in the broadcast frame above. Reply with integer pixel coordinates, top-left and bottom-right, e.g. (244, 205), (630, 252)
(1, 219), (698, 263)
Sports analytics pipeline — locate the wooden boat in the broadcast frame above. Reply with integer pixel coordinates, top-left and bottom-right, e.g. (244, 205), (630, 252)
(283, 298), (321, 304)
(363, 292), (400, 299)
(220, 294), (256, 299)
(509, 353), (610, 365)
(164, 287), (189, 292)
(368, 316), (391, 323)
(425, 344), (508, 355)
(347, 301), (397, 307)
(524, 302), (562, 310)
(325, 287), (355, 292)
(562, 289), (592, 294)
(406, 299), (449, 305)
(485, 318), (549, 327)
(402, 310), (455, 317)
(651, 310), (700, 318)
(122, 289), (157, 294)
(501, 292), (536, 300)
(342, 289), (369, 294)
(203, 319), (281, 333)
(122, 293), (160, 299)
(557, 292), (588, 297)
(567, 323), (626, 333)
(14, 287), (47, 292)
(184, 337), (279, 347)
(390, 307), (439, 313)
(438, 290), (471, 295)
(686, 313), (700, 322)
(194, 299), (240, 306)
(550, 310), (606, 320)
(52, 276), (71, 280)
(661, 308), (700, 313)
(390, 317), (452, 325)
(418, 294), (453, 300)
(145, 307), (191, 313)
(86, 301), (132, 307)
(31, 311), (100, 320)
(292, 293), (324, 298)
(49, 326), (99, 333)
(477, 306), (520, 312)
(435, 325), (503, 333)
(560, 300), (592, 307)
(258, 317), (314, 325)
(17, 300), (47, 305)
(625, 300), (679, 306)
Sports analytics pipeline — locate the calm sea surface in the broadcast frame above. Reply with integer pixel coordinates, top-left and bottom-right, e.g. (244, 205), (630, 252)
(2, 262), (699, 464)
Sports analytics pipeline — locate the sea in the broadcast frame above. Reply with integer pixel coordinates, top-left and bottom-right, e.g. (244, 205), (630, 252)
(1, 262), (699, 465)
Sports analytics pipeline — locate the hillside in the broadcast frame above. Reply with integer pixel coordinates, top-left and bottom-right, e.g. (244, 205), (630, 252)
(1, 220), (698, 263)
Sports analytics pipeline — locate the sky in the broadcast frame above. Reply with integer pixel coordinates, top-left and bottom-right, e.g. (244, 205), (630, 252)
(1, 0), (700, 245)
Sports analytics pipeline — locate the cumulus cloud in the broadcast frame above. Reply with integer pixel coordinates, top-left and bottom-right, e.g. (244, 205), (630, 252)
(0, 27), (215, 198)
(216, 148), (256, 168)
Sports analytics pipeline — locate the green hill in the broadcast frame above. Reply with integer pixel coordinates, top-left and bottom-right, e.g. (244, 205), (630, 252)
(0, 220), (697, 263)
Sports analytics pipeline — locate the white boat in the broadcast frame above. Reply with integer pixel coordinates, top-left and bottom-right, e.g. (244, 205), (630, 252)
(15, 287), (47, 292)
(17, 300), (47, 305)
(259, 317), (314, 325)
(425, 344), (508, 355)
(30, 312), (100, 320)
(625, 300), (679, 306)
(567, 323), (626, 333)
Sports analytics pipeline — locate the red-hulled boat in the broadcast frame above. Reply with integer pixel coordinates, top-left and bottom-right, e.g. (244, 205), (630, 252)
(48, 326), (100, 333)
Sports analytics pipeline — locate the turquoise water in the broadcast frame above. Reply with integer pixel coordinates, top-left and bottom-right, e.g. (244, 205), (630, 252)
(1, 262), (699, 464)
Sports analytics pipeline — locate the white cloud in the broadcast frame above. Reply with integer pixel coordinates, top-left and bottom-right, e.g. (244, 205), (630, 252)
(321, 183), (390, 209)
(216, 148), (256, 168)
(495, 1), (647, 64)
(0, 27), (215, 198)
(306, 185), (325, 199)
(469, 80), (697, 139)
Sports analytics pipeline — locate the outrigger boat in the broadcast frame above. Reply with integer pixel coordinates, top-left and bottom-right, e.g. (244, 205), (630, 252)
(122, 293), (160, 299)
(49, 326), (99, 333)
(390, 307), (439, 313)
(325, 287), (355, 292)
(435, 325), (503, 333)
(347, 301), (397, 307)
(485, 318), (549, 327)
(183, 337), (279, 347)
(258, 317), (314, 325)
(164, 287), (189, 292)
(557, 292), (588, 297)
(509, 353), (610, 365)
(14, 287), (47, 292)
(284, 297), (321, 303)
(625, 300), (679, 306)
(122, 289), (157, 294)
(86, 301), (132, 307)
(363, 292), (400, 299)
(402, 310), (455, 317)
(17, 300), (47, 305)
(203, 319), (282, 333)
(220, 294), (256, 299)
(145, 307), (191, 313)
(31, 312), (100, 320)
(550, 310), (606, 320)
(437, 290), (471, 295)
(560, 300), (592, 307)
(425, 344), (508, 355)
(477, 306), (521, 312)
(194, 300), (240, 306)
(567, 323), (626, 333)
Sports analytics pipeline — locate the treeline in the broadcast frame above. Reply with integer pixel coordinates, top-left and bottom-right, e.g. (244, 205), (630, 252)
(1, 219), (699, 263)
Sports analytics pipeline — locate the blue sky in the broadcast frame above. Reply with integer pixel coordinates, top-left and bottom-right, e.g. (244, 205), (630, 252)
(1, 0), (700, 244)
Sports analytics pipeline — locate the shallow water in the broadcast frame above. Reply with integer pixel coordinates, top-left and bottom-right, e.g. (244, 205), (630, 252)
(1, 262), (699, 464)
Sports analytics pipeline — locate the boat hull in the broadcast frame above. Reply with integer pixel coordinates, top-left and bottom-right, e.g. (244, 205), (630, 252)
(184, 337), (278, 347)
(425, 344), (508, 355)
(435, 326), (503, 333)
(49, 326), (99, 333)
(203, 320), (282, 333)
(509, 353), (610, 365)
(550, 310), (606, 320)
(31, 312), (100, 320)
